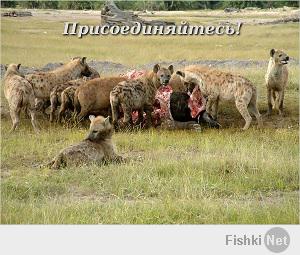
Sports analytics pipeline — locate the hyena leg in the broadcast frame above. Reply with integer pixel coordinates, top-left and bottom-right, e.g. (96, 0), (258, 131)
(266, 88), (273, 115)
(29, 108), (40, 132)
(248, 101), (262, 128)
(278, 90), (285, 116)
(210, 99), (219, 120)
(235, 99), (252, 130)
(121, 103), (133, 127)
(49, 96), (57, 122)
(9, 106), (21, 132)
(144, 104), (153, 128)
(136, 108), (144, 125)
(110, 96), (120, 127)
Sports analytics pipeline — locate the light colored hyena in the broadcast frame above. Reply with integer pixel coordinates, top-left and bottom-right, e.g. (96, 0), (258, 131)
(25, 57), (92, 101)
(177, 65), (262, 130)
(57, 85), (79, 122)
(46, 115), (123, 169)
(265, 49), (289, 116)
(3, 64), (39, 132)
(110, 64), (174, 128)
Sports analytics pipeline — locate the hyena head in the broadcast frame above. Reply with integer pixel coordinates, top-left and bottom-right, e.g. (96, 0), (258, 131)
(4, 63), (24, 78)
(87, 66), (100, 79)
(270, 49), (289, 65)
(153, 64), (174, 87)
(176, 71), (201, 94)
(86, 115), (113, 142)
(72, 57), (93, 77)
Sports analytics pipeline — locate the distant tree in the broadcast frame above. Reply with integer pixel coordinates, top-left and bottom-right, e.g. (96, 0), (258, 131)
(1, 1), (17, 8)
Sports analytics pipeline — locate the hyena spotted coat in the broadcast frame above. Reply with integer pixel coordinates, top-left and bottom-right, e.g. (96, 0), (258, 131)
(49, 69), (100, 122)
(265, 49), (289, 116)
(4, 64), (39, 132)
(110, 64), (174, 128)
(46, 115), (123, 169)
(25, 57), (92, 101)
(177, 65), (262, 130)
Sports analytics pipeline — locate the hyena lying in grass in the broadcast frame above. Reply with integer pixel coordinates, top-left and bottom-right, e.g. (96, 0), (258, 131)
(46, 115), (123, 169)
(177, 66), (262, 130)
(110, 64), (174, 128)
(4, 64), (39, 132)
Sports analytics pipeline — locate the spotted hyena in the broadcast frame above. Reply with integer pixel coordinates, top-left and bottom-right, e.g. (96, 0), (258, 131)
(45, 115), (124, 169)
(49, 76), (95, 122)
(177, 65), (262, 130)
(110, 64), (174, 128)
(265, 49), (289, 116)
(3, 64), (39, 132)
(25, 57), (92, 101)
(57, 85), (79, 122)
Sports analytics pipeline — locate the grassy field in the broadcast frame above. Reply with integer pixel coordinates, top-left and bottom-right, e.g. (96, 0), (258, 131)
(1, 9), (299, 224)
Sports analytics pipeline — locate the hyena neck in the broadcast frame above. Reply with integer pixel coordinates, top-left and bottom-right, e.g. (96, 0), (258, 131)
(143, 71), (160, 98)
(4, 71), (17, 80)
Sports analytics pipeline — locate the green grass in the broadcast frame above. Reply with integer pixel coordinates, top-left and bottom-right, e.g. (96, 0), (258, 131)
(0, 10), (299, 224)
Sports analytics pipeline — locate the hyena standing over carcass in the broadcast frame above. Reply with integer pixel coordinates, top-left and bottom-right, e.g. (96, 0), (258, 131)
(3, 64), (39, 132)
(25, 57), (92, 112)
(110, 64), (174, 128)
(177, 66), (262, 130)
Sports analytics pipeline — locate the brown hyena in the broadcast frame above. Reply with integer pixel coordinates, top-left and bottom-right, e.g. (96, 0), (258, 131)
(177, 66), (262, 130)
(74, 77), (128, 121)
(45, 115), (124, 169)
(265, 49), (289, 116)
(25, 57), (92, 101)
(110, 64), (174, 128)
(3, 64), (39, 132)
(49, 77), (93, 122)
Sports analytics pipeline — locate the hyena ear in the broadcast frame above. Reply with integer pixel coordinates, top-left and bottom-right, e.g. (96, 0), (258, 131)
(4, 65), (8, 70)
(176, 71), (185, 78)
(270, 49), (275, 57)
(168, 65), (174, 74)
(89, 115), (95, 122)
(81, 57), (87, 65)
(104, 116), (110, 126)
(17, 64), (21, 70)
(153, 64), (160, 73)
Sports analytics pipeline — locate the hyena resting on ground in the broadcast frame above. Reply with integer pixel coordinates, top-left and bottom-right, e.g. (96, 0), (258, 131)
(4, 64), (39, 132)
(45, 115), (124, 169)
(110, 64), (174, 128)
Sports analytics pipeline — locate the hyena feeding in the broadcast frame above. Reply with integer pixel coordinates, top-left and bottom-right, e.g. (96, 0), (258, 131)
(4, 64), (39, 132)
(110, 64), (174, 128)
(177, 66), (262, 130)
